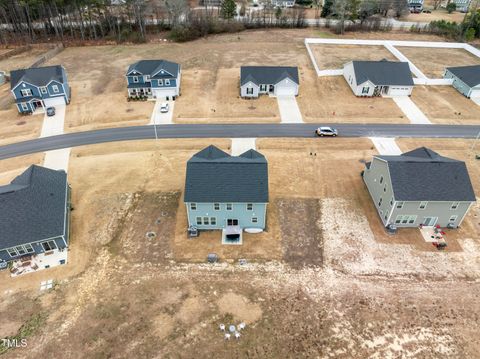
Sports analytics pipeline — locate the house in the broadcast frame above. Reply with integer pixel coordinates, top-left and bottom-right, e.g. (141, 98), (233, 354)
(184, 145), (269, 244)
(10, 65), (70, 114)
(343, 60), (414, 97)
(240, 66), (299, 98)
(362, 147), (476, 229)
(0, 165), (71, 276)
(126, 59), (181, 100)
(272, 0), (296, 7)
(408, 0), (423, 12)
(444, 0), (471, 12)
(444, 65), (480, 98)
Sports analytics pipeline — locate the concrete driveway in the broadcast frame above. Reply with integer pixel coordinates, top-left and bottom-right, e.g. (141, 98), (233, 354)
(369, 137), (402, 155)
(393, 96), (431, 125)
(40, 105), (66, 137)
(277, 96), (303, 123)
(150, 100), (174, 125)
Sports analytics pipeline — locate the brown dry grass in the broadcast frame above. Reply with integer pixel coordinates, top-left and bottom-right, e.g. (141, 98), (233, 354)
(398, 46), (480, 78)
(400, 9), (465, 23)
(298, 76), (408, 123)
(310, 44), (397, 69)
(411, 85), (480, 124)
(0, 46), (51, 73)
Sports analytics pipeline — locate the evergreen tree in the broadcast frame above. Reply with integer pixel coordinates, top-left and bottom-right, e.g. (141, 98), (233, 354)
(220, 0), (237, 20)
(321, 0), (333, 17)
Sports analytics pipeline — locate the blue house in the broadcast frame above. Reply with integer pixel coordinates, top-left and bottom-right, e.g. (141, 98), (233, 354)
(184, 145), (269, 244)
(126, 59), (181, 100)
(0, 165), (71, 276)
(444, 65), (480, 99)
(10, 65), (71, 114)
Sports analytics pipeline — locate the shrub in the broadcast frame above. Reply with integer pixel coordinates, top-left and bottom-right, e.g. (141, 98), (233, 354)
(446, 2), (456, 13)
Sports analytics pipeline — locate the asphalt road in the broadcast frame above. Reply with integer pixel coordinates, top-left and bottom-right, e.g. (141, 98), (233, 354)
(0, 123), (479, 160)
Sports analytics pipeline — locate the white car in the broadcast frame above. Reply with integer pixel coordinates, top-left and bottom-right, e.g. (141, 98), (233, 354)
(159, 103), (169, 113)
(315, 126), (338, 137)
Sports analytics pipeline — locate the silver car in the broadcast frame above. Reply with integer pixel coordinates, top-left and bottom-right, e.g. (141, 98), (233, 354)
(159, 102), (169, 113)
(315, 126), (338, 137)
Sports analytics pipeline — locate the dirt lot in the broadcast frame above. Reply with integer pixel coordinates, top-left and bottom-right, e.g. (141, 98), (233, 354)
(0, 46), (51, 73)
(398, 46), (480, 78)
(0, 137), (479, 357)
(411, 85), (480, 124)
(298, 76), (408, 123)
(310, 44), (397, 69)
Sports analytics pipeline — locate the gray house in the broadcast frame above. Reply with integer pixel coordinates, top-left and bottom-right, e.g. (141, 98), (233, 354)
(362, 147), (476, 229)
(343, 60), (414, 97)
(240, 66), (299, 98)
(444, 65), (480, 98)
(0, 165), (71, 275)
(184, 145), (269, 244)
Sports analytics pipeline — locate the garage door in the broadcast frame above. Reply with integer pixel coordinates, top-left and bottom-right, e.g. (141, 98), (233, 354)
(153, 88), (176, 100)
(275, 85), (296, 96)
(43, 96), (66, 107)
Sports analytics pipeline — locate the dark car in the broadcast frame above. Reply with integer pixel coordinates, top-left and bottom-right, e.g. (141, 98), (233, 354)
(46, 107), (56, 117)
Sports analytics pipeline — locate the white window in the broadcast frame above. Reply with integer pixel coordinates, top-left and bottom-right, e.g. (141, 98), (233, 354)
(379, 176), (384, 184)
(21, 103), (28, 111)
(396, 201), (404, 209)
(226, 203), (233, 210)
(7, 248), (18, 257)
(133, 76), (139, 83)
(52, 85), (59, 93)
(378, 198), (382, 206)
(395, 215), (416, 224)
(196, 217), (202, 225)
(246, 203), (253, 211)
(451, 202), (459, 210)
(165, 79), (170, 85)
(419, 201), (428, 210)
(449, 215), (457, 222)
(16, 246), (27, 255)
(210, 217), (216, 225)
(144, 75), (151, 82)
(41, 240), (57, 251)
(252, 217), (258, 223)
(24, 243), (34, 253)
(203, 217), (209, 225)
(214, 203), (220, 210)
(390, 198), (393, 206)
(158, 79), (163, 86)
(40, 86), (47, 94)
(260, 84), (267, 91)
(362, 87), (369, 94)
(20, 89), (32, 97)
(246, 87), (254, 95)
(190, 203), (197, 210)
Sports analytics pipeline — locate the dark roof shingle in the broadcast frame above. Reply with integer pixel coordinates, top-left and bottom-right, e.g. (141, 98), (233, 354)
(446, 65), (480, 88)
(377, 147), (476, 202)
(240, 66), (299, 86)
(10, 65), (65, 89)
(127, 60), (180, 78)
(0, 165), (68, 250)
(352, 60), (414, 86)
(184, 145), (269, 203)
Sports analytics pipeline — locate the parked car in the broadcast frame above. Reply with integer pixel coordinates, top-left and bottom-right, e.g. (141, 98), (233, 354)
(315, 127), (338, 137)
(46, 107), (56, 117)
(159, 103), (169, 113)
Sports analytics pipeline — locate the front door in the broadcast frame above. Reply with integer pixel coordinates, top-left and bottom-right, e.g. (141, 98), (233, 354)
(227, 219), (238, 226)
(422, 217), (438, 226)
(269, 85), (274, 93)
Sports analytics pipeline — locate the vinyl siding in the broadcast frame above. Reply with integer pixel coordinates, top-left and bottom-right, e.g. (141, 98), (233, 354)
(186, 202), (267, 230)
(240, 82), (260, 98)
(444, 69), (473, 97)
(0, 236), (67, 262)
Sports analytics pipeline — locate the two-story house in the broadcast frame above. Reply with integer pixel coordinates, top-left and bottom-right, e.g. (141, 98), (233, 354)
(126, 59), (181, 100)
(362, 147), (476, 229)
(10, 65), (71, 114)
(184, 145), (269, 244)
(0, 165), (71, 276)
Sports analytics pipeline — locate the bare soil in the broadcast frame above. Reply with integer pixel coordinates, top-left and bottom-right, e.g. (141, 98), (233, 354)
(310, 44), (397, 69)
(398, 46), (480, 78)
(411, 85), (480, 124)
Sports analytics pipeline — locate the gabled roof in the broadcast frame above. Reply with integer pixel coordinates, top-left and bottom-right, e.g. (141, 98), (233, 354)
(10, 65), (66, 89)
(126, 60), (180, 78)
(0, 165), (68, 250)
(376, 147), (476, 202)
(240, 66), (299, 86)
(351, 60), (414, 86)
(446, 65), (480, 88)
(184, 145), (269, 203)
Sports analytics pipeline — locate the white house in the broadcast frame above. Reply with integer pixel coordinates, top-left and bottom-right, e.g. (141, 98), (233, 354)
(343, 60), (414, 97)
(240, 66), (299, 98)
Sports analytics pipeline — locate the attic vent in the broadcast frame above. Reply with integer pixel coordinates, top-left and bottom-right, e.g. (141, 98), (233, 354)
(22, 83), (26, 87)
